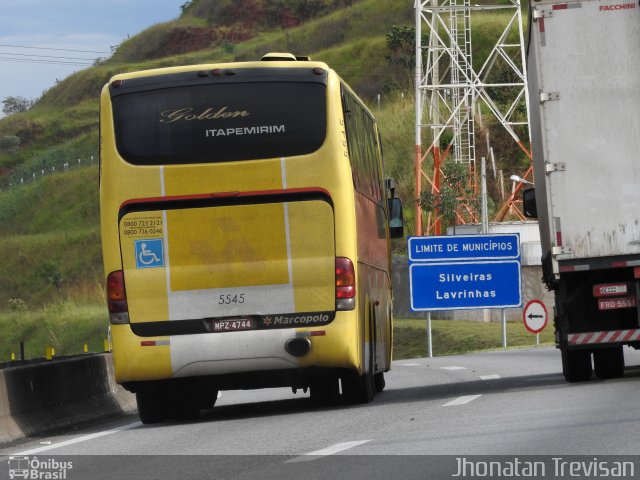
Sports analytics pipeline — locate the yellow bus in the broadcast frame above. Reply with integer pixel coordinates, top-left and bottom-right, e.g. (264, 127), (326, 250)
(100, 53), (403, 423)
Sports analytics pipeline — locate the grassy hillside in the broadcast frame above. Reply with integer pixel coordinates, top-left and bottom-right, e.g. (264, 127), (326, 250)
(0, 0), (530, 358)
(0, 168), (101, 307)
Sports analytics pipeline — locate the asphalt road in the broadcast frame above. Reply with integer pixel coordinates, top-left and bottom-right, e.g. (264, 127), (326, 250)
(2, 347), (640, 480)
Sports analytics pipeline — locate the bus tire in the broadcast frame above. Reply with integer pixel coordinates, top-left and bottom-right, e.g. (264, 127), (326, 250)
(136, 390), (169, 424)
(310, 376), (340, 405)
(342, 318), (376, 405)
(561, 347), (592, 382)
(172, 399), (200, 421)
(374, 372), (386, 393)
(341, 370), (375, 404)
(171, 387), (204, 421)
(593, 346), (624, 380)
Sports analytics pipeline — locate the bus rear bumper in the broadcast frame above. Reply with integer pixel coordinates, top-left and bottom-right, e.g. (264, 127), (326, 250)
(110, 320), (358, 384)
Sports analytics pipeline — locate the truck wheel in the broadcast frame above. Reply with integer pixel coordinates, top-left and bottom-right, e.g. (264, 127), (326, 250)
(136, 390), (169, 424)
(561, 347), (592, 382)
(593, 346), (624, 379)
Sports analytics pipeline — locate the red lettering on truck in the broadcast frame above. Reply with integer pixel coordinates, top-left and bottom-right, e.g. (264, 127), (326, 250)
(599, 3), (636, 11)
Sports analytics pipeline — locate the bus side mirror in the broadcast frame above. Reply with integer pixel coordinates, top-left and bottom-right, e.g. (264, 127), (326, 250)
(388, 197), (404, 239)
(523, 188), (537, 218)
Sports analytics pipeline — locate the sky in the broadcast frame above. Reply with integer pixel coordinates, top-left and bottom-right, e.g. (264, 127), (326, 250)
(0, 0), (186, 101)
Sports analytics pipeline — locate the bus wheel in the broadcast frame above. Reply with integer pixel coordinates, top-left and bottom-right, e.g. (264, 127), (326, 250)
(341, 370), (375, 404)
(561, 347), (592, 382)
(374, 372), (386, 393)
(309, 376), (340, 405)
(136, 390), (169, 424)
(593, 346), (624, 380)
(172, 390), (202, 421)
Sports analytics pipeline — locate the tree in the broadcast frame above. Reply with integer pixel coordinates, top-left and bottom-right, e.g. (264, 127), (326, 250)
(385, 25), (416, 70)
(180, 1), (194, 14)
(419, 162), (476, 230)
(2, 96), (31, 116)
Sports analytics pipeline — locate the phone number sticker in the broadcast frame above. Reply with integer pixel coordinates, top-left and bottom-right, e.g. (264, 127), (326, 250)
(122, 216), (164, 238)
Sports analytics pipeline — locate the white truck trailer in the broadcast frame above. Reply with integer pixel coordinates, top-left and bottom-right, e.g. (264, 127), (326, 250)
(525, 0), (640, 381)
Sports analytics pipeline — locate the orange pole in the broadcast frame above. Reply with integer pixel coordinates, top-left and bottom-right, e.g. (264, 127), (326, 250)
(433, 145), (441, 236)
(494, 165), (533, 221)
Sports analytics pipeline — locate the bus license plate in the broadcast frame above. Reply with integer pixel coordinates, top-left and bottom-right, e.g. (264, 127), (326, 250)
(597, 296), (636, 311)
(211, 319), (254, 332)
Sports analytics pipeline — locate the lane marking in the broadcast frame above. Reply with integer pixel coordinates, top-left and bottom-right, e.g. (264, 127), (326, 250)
(443, 395), (482, 407)
(285, 440), (371, 463)
(398, 363), (421, 366)
(480, 374), (501, 380)
(11, 422), (141, 455)
(441, 366), (466, 371)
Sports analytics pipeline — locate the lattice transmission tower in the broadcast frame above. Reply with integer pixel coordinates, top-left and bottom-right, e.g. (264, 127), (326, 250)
(414, 0), (532, 236)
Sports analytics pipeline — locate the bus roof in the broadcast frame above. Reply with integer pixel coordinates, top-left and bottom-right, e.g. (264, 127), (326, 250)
(107, 53), (332, 84)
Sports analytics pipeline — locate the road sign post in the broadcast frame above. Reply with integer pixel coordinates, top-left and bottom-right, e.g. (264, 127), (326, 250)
(408, 234), (522, 356)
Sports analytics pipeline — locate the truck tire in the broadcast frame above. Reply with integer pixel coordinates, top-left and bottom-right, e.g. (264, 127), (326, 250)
(561, 347), (592, 382)
(593, 346), (624, 380)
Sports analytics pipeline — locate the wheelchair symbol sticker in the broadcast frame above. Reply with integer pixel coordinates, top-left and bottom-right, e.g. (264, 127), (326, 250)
(135, 239), (164, 269)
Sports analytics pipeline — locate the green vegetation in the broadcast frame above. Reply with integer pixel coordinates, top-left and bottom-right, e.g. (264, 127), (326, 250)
(393, 318), (554, 360)
(0, 168), (101, 308)
(0, 298), (107, 361)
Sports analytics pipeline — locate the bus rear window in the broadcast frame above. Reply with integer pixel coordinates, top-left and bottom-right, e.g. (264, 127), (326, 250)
(111, 82), (326, 165)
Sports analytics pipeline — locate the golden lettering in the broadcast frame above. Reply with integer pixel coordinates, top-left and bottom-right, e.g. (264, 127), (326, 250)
(160, 107), (250, 123)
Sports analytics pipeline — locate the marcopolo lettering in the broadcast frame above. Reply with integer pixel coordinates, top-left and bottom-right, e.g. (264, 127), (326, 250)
(274, 313), (330, 326)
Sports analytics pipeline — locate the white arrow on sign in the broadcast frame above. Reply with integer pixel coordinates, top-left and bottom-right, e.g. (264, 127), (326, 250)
(523, 299), (548, 334)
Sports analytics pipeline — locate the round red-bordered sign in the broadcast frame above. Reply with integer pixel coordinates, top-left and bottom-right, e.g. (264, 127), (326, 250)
(523, 299), (548, 334)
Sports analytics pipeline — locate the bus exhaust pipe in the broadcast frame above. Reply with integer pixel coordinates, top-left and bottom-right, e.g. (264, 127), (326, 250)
(285, 338), (311, 357)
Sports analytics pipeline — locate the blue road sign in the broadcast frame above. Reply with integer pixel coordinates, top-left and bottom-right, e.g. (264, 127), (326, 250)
(408, 234), (520, 263)
(409, 260), (522, 311)
(408, 233), (522, 311)
(135, 238), (165, 269)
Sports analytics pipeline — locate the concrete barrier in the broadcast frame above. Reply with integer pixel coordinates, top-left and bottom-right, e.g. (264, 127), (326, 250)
(0, 354), (135, 445)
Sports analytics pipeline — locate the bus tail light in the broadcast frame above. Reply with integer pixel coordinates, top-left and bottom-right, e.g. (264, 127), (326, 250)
(107, 270), (130, 324)
(336, 257), (355, 311)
